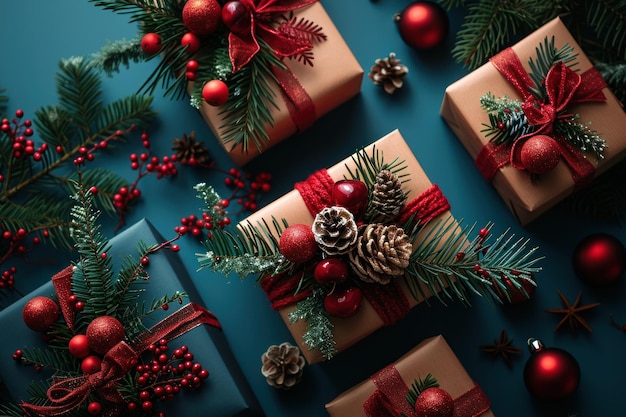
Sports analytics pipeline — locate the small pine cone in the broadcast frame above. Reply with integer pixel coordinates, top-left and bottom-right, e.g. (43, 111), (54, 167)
(368, 52), (409, 94)
(371, 170), (407, 218)
(261, 342), (306, 390)
(349, 223), (412, 284)
(312, 206), (358, 255)
(172, 131), (212, 165)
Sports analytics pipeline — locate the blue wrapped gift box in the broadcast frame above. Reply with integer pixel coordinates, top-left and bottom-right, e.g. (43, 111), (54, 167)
(0, 218), (264, 417)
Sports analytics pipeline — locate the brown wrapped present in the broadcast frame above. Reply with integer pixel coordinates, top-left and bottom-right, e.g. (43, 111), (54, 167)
(198, 2), (363, 166)
(441, 17), (626, 225)
(325, 335), (495, 417)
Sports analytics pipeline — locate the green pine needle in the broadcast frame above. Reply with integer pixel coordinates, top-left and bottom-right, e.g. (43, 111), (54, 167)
(288, 288), (336, 360)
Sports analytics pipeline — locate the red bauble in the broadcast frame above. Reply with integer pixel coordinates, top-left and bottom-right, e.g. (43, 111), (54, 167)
(222, 1), (251, 35)
(182, 0), (222, 35)
(573, 233), (625, 285)
(81, 355), (102, 374)
(86, 316), (126, 355)
(202, 80), (229, 106)
(414, 387), (454, 417)
(140, 33), (162, 55)
(314, 258), (349, 285)
(181, 32), (202, 53)
(523, 338), (580, 400)
(498, 275), (536, 304)
(332, 179), (369, 219)
(68, 334), (91, 358)
(87, 401), (102, 415)
(279, 224), (318, 264)
(324, 286), (363, 318)
(22, 296), (59, 332)
(394, 1), (449, 50)
(520, 135), (561, 174)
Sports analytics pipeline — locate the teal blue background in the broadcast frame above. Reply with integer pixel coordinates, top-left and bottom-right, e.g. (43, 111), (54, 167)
(1, 1), (625, 416)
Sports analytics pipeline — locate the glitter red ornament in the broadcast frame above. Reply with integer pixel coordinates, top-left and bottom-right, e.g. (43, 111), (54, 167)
(523, 338), (580, 400)
(394, 1), (449, 50)
(182, 0), (222, 35)
(413, 387), (454, 417)
(22, 296), (59, 332)
(572, 233), (626, 285)
(520, 135), (561, 174)
(279, 224), (318, 264)
(140, 33), (162, 55)
(202, 80), (230, 106)
(86, 315), (126, 355)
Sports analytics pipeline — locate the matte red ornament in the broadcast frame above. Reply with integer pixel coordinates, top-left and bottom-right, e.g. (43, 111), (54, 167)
(331, 179), (369, 219)
(181, 32), (202, 53)
(86, 316), (126, 355)
(22, 296), (59, 332)
(182, 0), (222, 35)
(523, 338), (580, 400)
(314, 258), (349, 285)
(202, 80), (229, 106)
(324, 285), (362, 318)
(279, 224), (318, 264)
(140, 33), (162, 55)
(68, 334), (91, 358)
(573, 233), (625, 285)
(394, 1), (449, 50)
(87, 401), (102, 415)
(520, 135), (561, 174)
(81, 355), (102, 374)
(414, 387), (454, 417)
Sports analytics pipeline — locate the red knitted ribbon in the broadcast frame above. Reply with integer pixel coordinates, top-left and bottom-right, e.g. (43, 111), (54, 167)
(475, 46), (607, 186)
(260, 271), (312, 310)
(396, 184), (450, 226)
(293, 168), (335, 215)
(363, 364), (491, 417)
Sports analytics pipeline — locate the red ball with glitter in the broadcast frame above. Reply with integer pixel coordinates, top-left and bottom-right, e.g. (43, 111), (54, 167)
(573, 233), (625, 285)
(86, 316), (126, 355)
(520, 135), (561, 174)
(182, 0), (222, 35)
(414, 387), (454, 417)
(279, 224), (318, 264)
(394, 1), (449, 50)
(22, 296), (59, 332)
(523, 338), (580, 400)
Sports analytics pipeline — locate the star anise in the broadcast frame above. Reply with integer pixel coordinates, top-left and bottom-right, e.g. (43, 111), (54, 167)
(172, 131), (212, 166)
(545, 290), (600, 334)
(479, 329), (522, 368)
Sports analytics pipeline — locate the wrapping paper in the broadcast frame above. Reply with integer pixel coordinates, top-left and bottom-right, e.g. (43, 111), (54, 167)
(197, 2), (363, 166)
(241, 130), (457, 364)
(0, 219), (264, 417)
(325, 335), (495, 417)
(440, 17), (626, 225)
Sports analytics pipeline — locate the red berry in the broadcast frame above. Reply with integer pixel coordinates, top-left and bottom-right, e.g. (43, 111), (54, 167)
(87, 401), (102, 415)
(186, 59), (199, 72)
(81, 355), (102, 374)
(314, 258), (349, 284)
(279, 224), (318, 264)
(202, 80), (229, 106)
(324, 286), (363, 318)
(141, 33), (162, 55)
(221, 1), (251, 34)
(68, 334), (91, 358)
(181, 32), (202, 53)
(332, 180), (369, 219)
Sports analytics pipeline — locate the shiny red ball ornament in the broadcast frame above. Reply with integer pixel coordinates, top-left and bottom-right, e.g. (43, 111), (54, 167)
(140, 33), (162, 55)
(22, 296), (59, 332)
(222, 1), (251, 35)
(68, 334), (91, 358)
(520, 135), (561, 174)
(202, 80), (229, 106)
(324, 285), (363, 318)
(81, 355), (102, 374)
(394, 1), (449, 50)
(332, 179), (369, 219)
(86, 316), (126, 355)
(573, 233), (626, 285)
(314, 258), (349, 285)
(523, 338), (580, 400)
(87, 401), (102, 415)
(182, 0), (222, 35)
(414, 387), (454, 417)
(279, 224), (318, 264)
(181, 32), (202, 53)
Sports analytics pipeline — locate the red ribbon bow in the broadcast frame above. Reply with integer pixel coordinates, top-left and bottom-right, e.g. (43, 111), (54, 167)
(476, 46), (607, 184)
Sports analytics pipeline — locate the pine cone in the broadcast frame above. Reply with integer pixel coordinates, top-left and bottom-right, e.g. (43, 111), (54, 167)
(312, 206), (358, 255)
(371, 170), (407, 218)
(261, 342), (306, 389)
(368, 52), (409, 94)
(171, 131), (212, 165)
(348, 223), (412, 284)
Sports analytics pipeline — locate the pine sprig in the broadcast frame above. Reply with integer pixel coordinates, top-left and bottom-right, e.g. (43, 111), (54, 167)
(0, 402), (24, 417)
(596, 61), (626, 104)
(584, 0), (626, 63)
(480, 94), (532, 144)
(19, 346), (79, 375)
(287, 287), (336, 360)
(527, 37), (578, 100)
(90, 38), (145, 76)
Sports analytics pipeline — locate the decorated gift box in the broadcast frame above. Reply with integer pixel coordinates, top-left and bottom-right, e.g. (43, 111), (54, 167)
(440, 17), (626, 225)
(325, 335), (495, 417)
(0, 215), (263, 417)
(197, 129), (542, 364)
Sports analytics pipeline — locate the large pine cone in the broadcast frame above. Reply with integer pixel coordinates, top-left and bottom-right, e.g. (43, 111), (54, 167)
(348, 223), (412, 284)
(371, 170), (407, 218)
(261, 342), (305, 390)
(312, 206), (358, 255)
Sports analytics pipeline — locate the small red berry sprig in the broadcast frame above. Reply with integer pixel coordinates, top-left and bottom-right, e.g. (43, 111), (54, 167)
(1, 109), (39, 162)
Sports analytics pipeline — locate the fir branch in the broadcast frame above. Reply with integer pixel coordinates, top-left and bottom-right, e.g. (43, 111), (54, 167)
(554, 117), (606, 160)
(194, 182), (229, 226)
(90, 37), (144, 76)
(480, 93), (532, 144)
(526, 37), (578, 100)
(287, 287), (336, 359)
(0, 402), (24, 417)
(585, 0), (626, 62)
(596, 61), (626, 104)
(19, 346), (79, 375)
(122, 291), (188, 340)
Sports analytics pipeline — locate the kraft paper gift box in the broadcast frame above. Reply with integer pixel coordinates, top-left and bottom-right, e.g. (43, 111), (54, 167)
(240, 129), (457, 364)
(325, 335), (495, 417)
(0, 219), (264, 417)
(197, 2), (363, 166)
(440, 17), (626, 225)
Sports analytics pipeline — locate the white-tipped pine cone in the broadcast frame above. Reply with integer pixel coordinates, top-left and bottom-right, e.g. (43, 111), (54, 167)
(371, 170), (407, 217)
(348, 223), (412, 284)
(312, 206), (358, 255)
(261, 342), (306, 389)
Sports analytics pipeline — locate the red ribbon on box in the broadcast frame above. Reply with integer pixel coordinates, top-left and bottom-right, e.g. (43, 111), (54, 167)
(362, 364), (490, 417)
(475, 46), (607, 186)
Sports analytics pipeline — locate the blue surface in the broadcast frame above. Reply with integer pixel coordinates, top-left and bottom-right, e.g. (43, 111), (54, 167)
(1, 1), (625, 417)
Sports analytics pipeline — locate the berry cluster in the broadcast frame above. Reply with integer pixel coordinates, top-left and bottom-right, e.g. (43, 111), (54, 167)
(1, 109), (40, 161)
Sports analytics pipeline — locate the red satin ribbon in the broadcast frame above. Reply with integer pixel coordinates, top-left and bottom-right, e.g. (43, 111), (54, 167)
(363, 364), (491, 417)
(476, 46), (607, 185)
